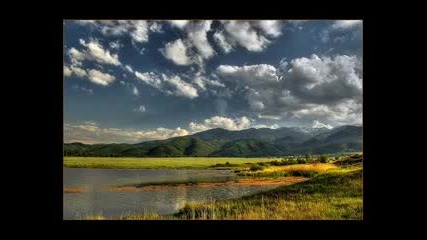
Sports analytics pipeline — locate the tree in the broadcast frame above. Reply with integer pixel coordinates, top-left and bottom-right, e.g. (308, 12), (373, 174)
(319, 155), (328, 163)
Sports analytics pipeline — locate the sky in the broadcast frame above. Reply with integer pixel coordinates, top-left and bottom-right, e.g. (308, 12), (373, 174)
(64, 20), (362, 144)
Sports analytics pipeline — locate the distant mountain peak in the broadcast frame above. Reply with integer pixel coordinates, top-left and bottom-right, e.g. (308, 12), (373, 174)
(312, 120), (333, 129)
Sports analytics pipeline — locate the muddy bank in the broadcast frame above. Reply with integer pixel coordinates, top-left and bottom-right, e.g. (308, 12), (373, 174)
(107, 177), (308, 192)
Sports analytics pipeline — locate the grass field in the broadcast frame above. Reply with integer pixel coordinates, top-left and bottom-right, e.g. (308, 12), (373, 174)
(173, 167), (362, 220)
(115, 166), (362, 220)
(64, 157), (280, 169)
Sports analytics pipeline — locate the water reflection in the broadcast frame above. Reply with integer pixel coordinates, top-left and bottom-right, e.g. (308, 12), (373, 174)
(63, 168), (278, 220)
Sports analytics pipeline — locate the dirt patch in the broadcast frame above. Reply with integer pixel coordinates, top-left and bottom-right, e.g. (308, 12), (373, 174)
(107, 177), (309, 192)
(64, 187), (85, 193)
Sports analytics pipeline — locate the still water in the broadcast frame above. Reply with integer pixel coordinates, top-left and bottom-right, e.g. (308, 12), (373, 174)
(64, 168), (278, 220)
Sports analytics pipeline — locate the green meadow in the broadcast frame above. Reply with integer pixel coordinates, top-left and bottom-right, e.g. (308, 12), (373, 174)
(64, 157), (279, 169)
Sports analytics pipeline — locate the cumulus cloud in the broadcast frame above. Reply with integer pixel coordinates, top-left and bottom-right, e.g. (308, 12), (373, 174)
(134, 71), (198, 99)
(64, 65), (88, 78)
(312, 120), (333, 129)
(135, 71), (163, 89)
(64, 121), (189, 144)
(149, 22), (163, 32)
(162, 38), (191, 65)
(76, 20), (164, 43)
(162, 21), (219, 66)
(67, 39), (121, 67)
(163, 74), (199, 99)
(189, 116), (252, 133)
(284, 54), (362, 103)
(131, 21), (149, 43)
(215, 54), (362, 126)
(255, 20), (282, 37)
(70, 66), (88, 77)
(213, 20), (282, 53)
(193, 71), (225, 91)
(185, 21), (215, 60)
(213, 31), (233, 53)
(216, 64), (279, 88)
(64, 66), (72, 77)
(87, 69), (116, 86)
(161, 21), (216, 66)
(168, 20), (189, 29)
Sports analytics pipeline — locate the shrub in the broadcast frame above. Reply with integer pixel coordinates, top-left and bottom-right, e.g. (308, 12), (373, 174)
(250, 165), (265, 171)
(297, 159), (307, 164)
(319, 155), (328, 163)
(289, 170), (319, 178)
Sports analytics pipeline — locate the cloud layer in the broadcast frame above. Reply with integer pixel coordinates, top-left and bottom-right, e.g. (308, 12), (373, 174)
(215, 54), (362, 126)
(65, 116), (257, 144)
(64, 121), (189, 144)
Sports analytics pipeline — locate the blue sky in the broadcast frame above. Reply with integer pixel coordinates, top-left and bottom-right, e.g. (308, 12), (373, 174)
(64, 20), (362, 144)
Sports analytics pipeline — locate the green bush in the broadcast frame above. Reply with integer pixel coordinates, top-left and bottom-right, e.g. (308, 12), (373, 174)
(289, 170), (319, 178)
(250, 165), (265, 171)
(297, 159), (307, 164)
(319, 155), (328, 163)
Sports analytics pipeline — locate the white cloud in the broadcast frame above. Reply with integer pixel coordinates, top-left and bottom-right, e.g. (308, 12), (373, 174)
(70, 66), (87, 77)
(168, 20), (189, 29)
(131, 21), (149, 43)
(64, 121), (189, 144)
(213, 31), (233, 53)
(186, 21), (215, 60)
(163, 74), (198, 99)
(161, 21), (216, 66)
(132, 86), (139, 96)
(64, 65), (88, 78)
(64, 66), (72, 77)
(312, 120), (333, 129)
(255, 20), (282, 37)
(125, 65), (134, 73)
(189, 116), (252, 133)
(68, 48), (86, 66)
(257, 115), (281, 120)
(320, 20), (362, 43)
(135, 71), (163, 89)
(76, 20), (163, 44)
(214, 54), (362, 126)
(216, 64), (279, 88)
(193, 72), (225, 90)
(79, 39), (121, 66)
(133, 105), (146, 113)
(68, 39), (121, 68)
(149, 22), (163, 33)
(162, 38), (191, 65)
(87, 69), (116, 86)
(109, 40), (123, 49)
(135, 71), (199, 99)
(222, 20), (270, 52)
(213, 20), (282, 53)
(331, 20), (362, 31)
(253, 124), (279, 129)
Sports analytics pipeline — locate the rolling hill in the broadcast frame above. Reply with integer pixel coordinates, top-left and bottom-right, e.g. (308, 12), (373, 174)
(64, 125), (362, 157)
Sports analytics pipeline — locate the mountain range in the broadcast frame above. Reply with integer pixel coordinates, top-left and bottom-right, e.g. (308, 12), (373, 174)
(64, 125), (362, 157)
